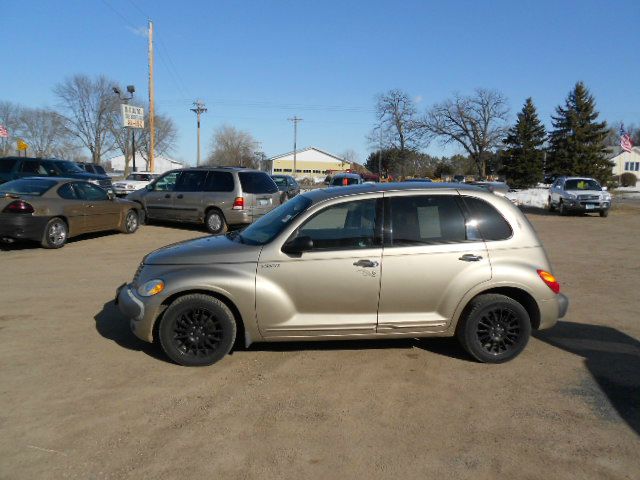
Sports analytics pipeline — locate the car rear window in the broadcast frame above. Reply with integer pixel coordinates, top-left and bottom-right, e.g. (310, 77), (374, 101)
(332, 176), (360, 186)
(462, 196), (513, 241)
(239, 172), (278, 194)
(204, 171), (234, 192)
(0, 178), (57, 196)
(0, 158), (18, 173)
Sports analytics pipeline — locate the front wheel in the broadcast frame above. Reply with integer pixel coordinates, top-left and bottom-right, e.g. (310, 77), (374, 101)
(558, 200), (567, 216)
(599, 209), (609, 218)
(122, 210), (139, 234)
(158, 294), (237, 366)
(457, 294), (531, 363)
(205, 209), (227, 235)
(41, 217), (68, 249)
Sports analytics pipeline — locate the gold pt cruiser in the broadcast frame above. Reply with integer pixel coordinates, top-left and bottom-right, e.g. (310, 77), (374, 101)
(116, 183), (568, 366)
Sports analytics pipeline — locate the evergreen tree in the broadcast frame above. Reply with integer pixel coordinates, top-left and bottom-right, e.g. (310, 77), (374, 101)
(500, 98), (546, 188)
(546, 82), (612, 183)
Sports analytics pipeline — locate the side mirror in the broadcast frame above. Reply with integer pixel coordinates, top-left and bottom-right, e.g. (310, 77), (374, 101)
(602, 186), (608, 191)
(107, 191), (115, 200)
(282, 235), (313, 255)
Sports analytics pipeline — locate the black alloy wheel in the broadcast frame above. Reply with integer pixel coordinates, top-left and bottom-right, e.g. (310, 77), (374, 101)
(158, 294), (236, 366)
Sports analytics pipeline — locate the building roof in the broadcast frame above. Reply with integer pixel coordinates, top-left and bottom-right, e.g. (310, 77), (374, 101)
(269, 146), (345, 162)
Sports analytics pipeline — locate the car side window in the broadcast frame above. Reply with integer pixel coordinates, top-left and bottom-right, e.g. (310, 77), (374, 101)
(57, 183), (79, 200)
(387, 195), (470, 246)
(461, 197), (513, 241)
(175, 170), (208, 192)
(295, 199), (378, 250)
(20, 160), (47, 175)
(75, 182), (109, 201)
(204, 171), (235, 192)
(154, 172), (179, 191)
(0, 158), (18, 173)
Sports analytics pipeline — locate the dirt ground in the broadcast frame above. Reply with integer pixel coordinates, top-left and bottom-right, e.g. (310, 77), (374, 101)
(1, 207), (639, 480)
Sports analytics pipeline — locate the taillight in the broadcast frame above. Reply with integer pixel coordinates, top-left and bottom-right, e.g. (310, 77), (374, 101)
(537, 270), (560, 294)
(3, 200), (35, 214)
(232, 197), (244, 210)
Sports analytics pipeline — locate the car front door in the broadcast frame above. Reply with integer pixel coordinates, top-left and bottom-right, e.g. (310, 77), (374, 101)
(376, 192), (491, 333)
(256, 196), (382, 338)
(172, 170), (207, 222)
(75, 182), (120, 231)
(144, 171), (179, 220)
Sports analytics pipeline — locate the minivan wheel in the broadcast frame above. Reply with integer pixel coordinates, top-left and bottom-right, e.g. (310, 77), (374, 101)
(205, 209), (227, 235)
(158, 294), (237, 367)
(457, 294), (531, 363)
(41, 217), (68, 249)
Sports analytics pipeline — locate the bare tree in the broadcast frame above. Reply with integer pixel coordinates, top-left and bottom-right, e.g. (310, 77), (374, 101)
(53, 74), (119, 164)
(422, 89), (510, 177)
(341, 149), (359, 168)
(0, 101), (21, 156)
(206, 125), (260, 168)
(17, 108), (77, 157)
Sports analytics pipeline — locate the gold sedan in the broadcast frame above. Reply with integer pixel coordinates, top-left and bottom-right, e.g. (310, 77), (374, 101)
(0, 177), (141, 248)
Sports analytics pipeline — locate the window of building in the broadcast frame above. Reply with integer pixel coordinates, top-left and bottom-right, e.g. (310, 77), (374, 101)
(273, 168), (282, 172)
(625, 162), (630, 171)
(303, 169), (311, 173)
(296, 169), (302, 173)
(283, 168), (292, 172)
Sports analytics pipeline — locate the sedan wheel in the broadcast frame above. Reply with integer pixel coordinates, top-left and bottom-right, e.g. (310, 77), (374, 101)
(123, 210), (139, 234)
(457, 294), (531, 363)
(158, 294), (237, 366)
(41, 218), (68, 249)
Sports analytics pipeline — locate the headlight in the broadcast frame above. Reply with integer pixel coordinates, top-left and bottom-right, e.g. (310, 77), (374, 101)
(89, 179), (100, 185)
(137, 279), (165, 297)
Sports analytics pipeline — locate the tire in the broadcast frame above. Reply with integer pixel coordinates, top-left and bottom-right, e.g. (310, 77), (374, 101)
(122, 209), (139, 234)
(41, 217), (68, 249)
(599, 209), (609, 217)
(158, 294), (237, 367)
(456, 294), (531, 363)
(548, 197), (555, 212)
(558, 200), (567, 216)
(205, 209), (227, 235)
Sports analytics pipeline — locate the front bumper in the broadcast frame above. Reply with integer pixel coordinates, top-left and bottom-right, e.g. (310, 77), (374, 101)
(0, 214), (48, 242)
(564, 199), (610, 211)
(115, 283), (159, 343)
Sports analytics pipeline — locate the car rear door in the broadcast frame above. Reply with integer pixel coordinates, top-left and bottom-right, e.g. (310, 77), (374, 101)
(238, 171), (280, 220)
(377, 192), (491, 333)
(171, 170), (207, 222)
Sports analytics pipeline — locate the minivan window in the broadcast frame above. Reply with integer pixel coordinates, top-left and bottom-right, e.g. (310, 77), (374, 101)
(0, 158), (18, 173)
(238, 195), (312, 245)
(175, 170), (208, 192)
(154, 172), (179, 191)
(387, 195), (469, 246)
(0, 178), (57, 196)
(46, 160), (83, 174)
(238, 172), (278, 194)
(204, 171), (234, 192)
(295, 199), (378, 250)
(462, 197), (513, 241)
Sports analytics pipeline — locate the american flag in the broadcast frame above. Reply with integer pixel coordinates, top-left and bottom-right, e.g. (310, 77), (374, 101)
(0, 124), (8, 138)
(620, 124), (633, 153)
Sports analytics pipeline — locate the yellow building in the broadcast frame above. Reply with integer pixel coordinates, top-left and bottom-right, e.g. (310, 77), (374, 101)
(270, 147), (350, 179)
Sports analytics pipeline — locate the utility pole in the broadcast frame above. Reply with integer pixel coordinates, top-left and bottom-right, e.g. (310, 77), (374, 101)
(191, 100), (207, 166)
(288, 116), (303, 177)
(148, 19), (155, 172)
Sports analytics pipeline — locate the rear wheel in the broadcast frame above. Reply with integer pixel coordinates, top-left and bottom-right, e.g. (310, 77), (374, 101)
(205, 209), (227, 235)
(122, 210), (139, 234)
(41, 217), (68, 249)
(158, 294), (237, 366)
(457, 294), (531, 363)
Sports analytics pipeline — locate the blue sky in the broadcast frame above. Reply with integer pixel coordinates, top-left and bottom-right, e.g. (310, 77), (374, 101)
(1, 0), (638, 166)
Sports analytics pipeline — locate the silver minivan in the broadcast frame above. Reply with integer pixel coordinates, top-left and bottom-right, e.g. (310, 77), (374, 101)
(126, 167), (281, 233)
(117, 183), (568, 366)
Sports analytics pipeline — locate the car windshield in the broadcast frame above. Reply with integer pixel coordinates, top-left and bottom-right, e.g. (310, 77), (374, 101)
(0, 178), (57, 196)
(272, 177), (287, 187)
(235, 195), (312, 245)
(565, 179), (601, 191)
(55, 161), (84, 174)
(126, 173), (153, 181)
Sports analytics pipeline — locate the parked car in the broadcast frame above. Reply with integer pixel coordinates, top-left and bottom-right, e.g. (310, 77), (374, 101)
(76, 162), (107, 176)
(126, 167), (281, 234)
(116, 182), (568, 366)
(112, 172), (158, 197)
(548, 176), (611, 217)
(330, 173), (363, 186)
(452, 175), (466, 183)
(0, 156), (113, 193)
(271, 174), (300, 201)
(466, 181), (511, 197)
(0, 177), (140, 248)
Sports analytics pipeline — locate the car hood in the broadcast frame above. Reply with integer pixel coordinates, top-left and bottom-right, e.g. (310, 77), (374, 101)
(144, 234), (261, 265)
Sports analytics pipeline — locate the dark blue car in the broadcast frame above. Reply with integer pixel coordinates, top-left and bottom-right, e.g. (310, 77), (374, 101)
(0, 157), (112, 191)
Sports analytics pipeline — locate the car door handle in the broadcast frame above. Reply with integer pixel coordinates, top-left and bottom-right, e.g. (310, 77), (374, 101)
(176, 194), (184, 199)
(164, 194), (171, 199)
(459, 254), (483, 262)
(353, 259), (378, 268)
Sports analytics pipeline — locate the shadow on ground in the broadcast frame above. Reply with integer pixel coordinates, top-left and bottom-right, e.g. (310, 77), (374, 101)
(535, 321), (640, 436)
(1, 230), (122, 251)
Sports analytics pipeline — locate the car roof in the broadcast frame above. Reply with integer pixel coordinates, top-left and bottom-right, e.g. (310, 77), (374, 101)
(302, 182), (484, 204)
(0, 156), (69, 162)
(189, 166), (261, 172)
(561, 176), (598, 181)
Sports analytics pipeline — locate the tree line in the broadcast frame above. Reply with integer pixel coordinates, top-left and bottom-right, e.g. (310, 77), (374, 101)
(367, 82), (630, 187)
(0, 74), (178, 175)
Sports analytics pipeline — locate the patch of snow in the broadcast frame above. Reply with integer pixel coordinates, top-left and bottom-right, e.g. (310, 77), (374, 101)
(505, 187), (549, 209)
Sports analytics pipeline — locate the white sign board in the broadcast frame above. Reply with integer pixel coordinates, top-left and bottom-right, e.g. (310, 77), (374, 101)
(121, 104), (144, 129)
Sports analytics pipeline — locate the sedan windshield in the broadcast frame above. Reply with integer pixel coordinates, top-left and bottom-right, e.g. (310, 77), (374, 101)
(236, 195), (312, 245)
(0, 178), (57, 196)
(565, 179), (601, 191)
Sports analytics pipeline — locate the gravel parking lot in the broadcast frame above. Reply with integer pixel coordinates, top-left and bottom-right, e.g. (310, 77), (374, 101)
(1, 207), (639, 479)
